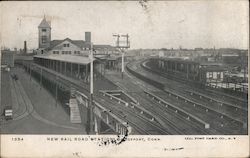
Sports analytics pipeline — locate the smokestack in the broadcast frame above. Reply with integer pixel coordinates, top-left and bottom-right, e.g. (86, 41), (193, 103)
(24, 41), (27, 54)
(85, 32), (91, 43)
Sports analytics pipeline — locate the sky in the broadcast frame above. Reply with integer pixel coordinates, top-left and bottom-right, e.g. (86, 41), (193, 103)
(0, 1), (249, 50)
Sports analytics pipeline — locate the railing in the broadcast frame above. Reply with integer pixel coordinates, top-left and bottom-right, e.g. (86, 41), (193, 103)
(75, 90), (131, 135)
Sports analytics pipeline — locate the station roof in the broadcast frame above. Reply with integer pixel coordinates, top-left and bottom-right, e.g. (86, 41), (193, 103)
(46, 38), (90, 51)
(34, 54), (95, 65)
(38, 17), (51, 28)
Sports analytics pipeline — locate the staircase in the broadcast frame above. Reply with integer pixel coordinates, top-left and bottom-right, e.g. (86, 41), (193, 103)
(69, 98), (81, 123)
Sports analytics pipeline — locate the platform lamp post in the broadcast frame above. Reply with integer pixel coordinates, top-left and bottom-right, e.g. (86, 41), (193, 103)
(113, 34), (130, 79)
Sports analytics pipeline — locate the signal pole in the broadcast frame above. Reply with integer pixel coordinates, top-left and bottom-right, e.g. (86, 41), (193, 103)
(113, 34), (130, 79)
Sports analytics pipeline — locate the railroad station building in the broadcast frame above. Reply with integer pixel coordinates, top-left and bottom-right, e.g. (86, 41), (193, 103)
(34, 17), (120, 81)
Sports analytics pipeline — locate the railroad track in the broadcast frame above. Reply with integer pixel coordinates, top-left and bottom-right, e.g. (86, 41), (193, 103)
(138, 92), (213, 135)
(96, 94), (170, 135)
(157, 91), (242, 134)
(131, 92), (183, 134)
(127, 60), (247, 134)
(125, 63), (213, 134)
(10, 74), (30, 120)
(140, 59), (247, 107)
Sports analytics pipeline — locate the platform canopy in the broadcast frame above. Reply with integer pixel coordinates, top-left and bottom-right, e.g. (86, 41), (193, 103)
(34, 54), (95, 65)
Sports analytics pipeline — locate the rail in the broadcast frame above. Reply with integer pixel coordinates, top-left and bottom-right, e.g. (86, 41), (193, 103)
(163, 89), (246, 126)
(99, 90), (129, 106)
(144, 90), (210, 129)
(186, 90), (247, 111)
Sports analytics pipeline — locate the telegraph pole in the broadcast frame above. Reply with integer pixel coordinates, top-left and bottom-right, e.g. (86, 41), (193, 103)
(113, 34), (130, 79)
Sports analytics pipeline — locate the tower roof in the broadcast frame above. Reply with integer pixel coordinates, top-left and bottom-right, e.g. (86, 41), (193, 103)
(38, 17), (51, 28)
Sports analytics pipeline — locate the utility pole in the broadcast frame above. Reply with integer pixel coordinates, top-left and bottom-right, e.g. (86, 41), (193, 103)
(30, 63), (32, 81)
(88, 42), (95, 134)
(113, 34), (130, 79)
(40, 68), (43, 90)
(55, 75), (58, 107)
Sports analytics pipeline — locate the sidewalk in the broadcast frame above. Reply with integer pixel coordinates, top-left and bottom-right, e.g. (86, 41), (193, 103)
(13, 67), (86, 133)
(0, 71), (12, 116)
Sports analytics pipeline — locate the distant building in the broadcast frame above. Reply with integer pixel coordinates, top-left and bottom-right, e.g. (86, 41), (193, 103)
(1, 50), (15, 67)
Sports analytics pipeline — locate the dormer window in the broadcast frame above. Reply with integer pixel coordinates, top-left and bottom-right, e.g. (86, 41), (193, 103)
(63, 43), (70, 47)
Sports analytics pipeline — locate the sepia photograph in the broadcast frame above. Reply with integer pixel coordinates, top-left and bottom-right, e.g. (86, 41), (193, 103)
(0, 0), (249, 157)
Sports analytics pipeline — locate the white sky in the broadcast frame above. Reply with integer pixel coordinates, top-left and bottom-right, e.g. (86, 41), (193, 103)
(0, 1), (249, 50)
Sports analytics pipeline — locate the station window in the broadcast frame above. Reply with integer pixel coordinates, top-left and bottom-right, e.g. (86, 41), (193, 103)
(208, 72), (213, 79)
(53, 51), (59, 54)
(217, 72), (221, 79)
(74, 51), (80, 54)
(42, 36), (47, 43)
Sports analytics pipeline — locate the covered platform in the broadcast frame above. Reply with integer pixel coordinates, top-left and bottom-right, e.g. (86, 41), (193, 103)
(149, 57), (201, 82)
(34, 54), (96, 83)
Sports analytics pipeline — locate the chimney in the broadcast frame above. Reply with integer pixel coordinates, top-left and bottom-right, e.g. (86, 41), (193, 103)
(85, 32), (91, 43)
(24, 41), (27, 54)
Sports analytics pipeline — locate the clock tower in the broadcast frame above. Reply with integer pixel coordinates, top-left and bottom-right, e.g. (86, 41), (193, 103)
(38, 16), (51, 49)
